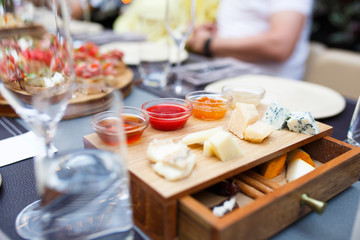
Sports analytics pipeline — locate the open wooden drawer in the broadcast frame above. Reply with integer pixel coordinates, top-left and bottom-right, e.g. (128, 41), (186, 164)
(83, 107), (359, 240)
(178, 136), (360, 240)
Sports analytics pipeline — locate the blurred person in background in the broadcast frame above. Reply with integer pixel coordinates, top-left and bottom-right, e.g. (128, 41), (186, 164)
(186, 0), (314, 80)
(68, 0), (128, 29)
(113, 0), (219, 41)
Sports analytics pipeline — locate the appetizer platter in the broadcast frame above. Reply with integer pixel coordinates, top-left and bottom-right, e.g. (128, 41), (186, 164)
(0, 38), (133, 119)
(83, 96), (360, 239)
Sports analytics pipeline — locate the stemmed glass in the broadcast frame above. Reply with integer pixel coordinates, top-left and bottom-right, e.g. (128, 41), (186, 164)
(345, 96), (360, 146)
(0, 0), (74, 237)
(165, 0), (196, 96)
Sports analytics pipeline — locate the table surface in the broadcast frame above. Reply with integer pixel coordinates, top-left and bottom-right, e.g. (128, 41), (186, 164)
(0, 85), (359, 240)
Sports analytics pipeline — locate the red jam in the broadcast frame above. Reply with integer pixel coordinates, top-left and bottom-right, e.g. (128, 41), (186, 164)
(146, 104), (191, 131)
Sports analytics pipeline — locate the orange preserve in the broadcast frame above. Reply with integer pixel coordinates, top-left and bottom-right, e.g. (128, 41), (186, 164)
(192, 96), (229, 120)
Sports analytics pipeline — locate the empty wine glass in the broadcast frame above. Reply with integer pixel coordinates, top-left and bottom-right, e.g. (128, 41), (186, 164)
(0, 0), (74, 237)
(165, 0), (196, 96)
(15, 85), (133, 239)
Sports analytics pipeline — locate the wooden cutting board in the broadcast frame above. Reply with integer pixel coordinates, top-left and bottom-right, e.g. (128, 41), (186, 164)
(0, 68), (133, 119)
(83, 104), (333, 201)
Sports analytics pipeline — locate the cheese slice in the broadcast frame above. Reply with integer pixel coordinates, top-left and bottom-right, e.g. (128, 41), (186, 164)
(257, 153), (287, 179)
(147, 139), (190, 169)
(286, 148), (315, 167)
(208, 130), (242, 161)
(147, 139), (196, 181)
(151, 154), (196, 181)
(181, 127), (223, 145)
(203, 140), (214, 157)
(244, 121), (275, 143)
(286, 158), (315, 182)
(228, 103), (259, 139)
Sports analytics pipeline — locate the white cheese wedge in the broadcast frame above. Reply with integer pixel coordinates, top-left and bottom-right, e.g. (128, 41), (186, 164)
(181, 127), (223, 145)
(262, 103), (291, 130)
(208, 130), (242, 161)
(203, 140), (214, 157)
(151, 154), (196, 181)
(286, 112), (320, 135)
(147, 139), (191, 169)
(228, 103), (259, 139)
(147, 139), (196, 181)
(244, 121), (275, 143)
(286, 158), (315, 182)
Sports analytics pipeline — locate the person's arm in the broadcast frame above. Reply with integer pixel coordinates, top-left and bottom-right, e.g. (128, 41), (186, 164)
(187, 11), (306, 63)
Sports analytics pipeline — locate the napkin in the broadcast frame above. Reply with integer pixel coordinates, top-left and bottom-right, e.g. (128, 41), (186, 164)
(0, 117), (56, 167)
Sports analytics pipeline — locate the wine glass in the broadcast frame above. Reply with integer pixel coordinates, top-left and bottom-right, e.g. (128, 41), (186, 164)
(165, 0), (196, 96)
(15, 84), (133, 239)
(0, 0), (74, 236)
(345, 96), (360, 146)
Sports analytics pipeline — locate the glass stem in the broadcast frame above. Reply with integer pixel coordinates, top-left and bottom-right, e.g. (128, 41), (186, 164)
(175, 41), (185, 88)
(43, 123), (55, 159)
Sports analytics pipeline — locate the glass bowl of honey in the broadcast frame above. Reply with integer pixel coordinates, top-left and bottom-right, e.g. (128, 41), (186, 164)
(91, 107), (149, 145)
(141, 98), (193, 131)
(185, 91), (232, 120)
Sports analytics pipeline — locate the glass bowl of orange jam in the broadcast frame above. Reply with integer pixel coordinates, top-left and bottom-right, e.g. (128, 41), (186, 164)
(185, 91), (232, 120)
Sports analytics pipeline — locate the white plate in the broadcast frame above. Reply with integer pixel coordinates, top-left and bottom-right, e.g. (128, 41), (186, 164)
(205, 74), (346, 119)
(100, 41), (188, 65)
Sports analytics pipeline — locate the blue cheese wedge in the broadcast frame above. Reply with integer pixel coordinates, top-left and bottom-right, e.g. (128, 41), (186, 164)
(286, 112), (319, 135)
(261, 103), (291, 130)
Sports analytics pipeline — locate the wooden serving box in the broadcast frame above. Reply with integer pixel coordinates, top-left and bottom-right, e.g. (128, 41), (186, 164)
(83, 105), (360, 240)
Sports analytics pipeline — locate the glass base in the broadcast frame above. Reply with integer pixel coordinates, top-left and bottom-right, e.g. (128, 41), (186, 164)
(15, 200), (42, 240)
(343, 138), (360, 147)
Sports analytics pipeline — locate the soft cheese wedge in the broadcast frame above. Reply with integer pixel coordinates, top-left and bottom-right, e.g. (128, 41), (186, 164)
(207, 130), (242, 161)
(152, 155), (196, 181)
(147, 139), (196, 181)
(244, 121), (275, 143)
(228, 102), (259, 139)
(286, 158), (315, 182)
(181, 127), (223, 145)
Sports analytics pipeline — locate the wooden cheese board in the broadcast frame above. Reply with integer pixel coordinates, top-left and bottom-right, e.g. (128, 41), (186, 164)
(0, 68), (133, 119)
(84, 104), (332, 200)
(80, 103), (360, 240)
(0, 24), (47, 39)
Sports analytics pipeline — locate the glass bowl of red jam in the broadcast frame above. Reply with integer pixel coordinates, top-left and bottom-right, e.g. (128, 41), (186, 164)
(185, 91), (232, 120)
(141, 98), (193, 131)
(91, 107), (149, 145)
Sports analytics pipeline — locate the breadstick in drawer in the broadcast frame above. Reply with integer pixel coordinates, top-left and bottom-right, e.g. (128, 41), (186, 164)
(236, 174), (273, 194)
(245, 171), (281, 190)
(233, 179), (265, 199)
